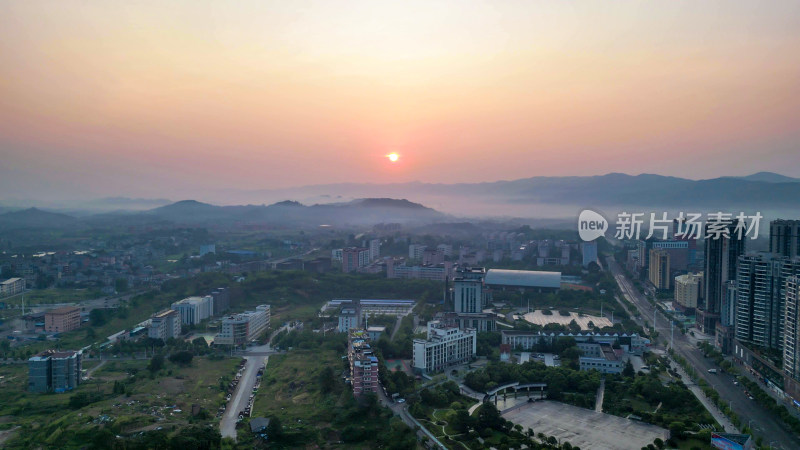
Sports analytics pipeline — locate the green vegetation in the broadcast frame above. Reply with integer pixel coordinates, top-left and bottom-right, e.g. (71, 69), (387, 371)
(248, 348), (417, 449)
(464, 360), (600, 409)
(0, 355), (240, 449)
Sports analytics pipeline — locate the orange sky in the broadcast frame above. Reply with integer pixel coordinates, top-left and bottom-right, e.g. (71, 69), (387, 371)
(1, 1), (799, 201)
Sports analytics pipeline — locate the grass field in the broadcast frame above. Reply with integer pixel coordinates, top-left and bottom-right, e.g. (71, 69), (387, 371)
(0, 355), (241, 449)
(248, 348), (417, 449)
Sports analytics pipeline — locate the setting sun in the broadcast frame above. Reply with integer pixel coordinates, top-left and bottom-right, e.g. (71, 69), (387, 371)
(386, 153), (399, 162)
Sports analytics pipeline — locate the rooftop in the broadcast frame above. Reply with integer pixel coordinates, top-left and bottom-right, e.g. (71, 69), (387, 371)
(484, 269), (561, 289)
(46, 306), (81, 315)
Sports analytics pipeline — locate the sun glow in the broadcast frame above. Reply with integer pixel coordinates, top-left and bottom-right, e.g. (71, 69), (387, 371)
(386, 153), (399, 162)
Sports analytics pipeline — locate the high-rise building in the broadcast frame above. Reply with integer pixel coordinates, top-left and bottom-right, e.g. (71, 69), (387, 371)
(770, 220), (800, 259)
(453, 267), (488, 313)
(698, 221), (746, 334)
(342, 247), (370, 273)
(412, 321), (476, 373)
(735, 254), (800, 350)
(368, 239), (381, 261)
(45, 306), (81, 333)
(348, 329), (379, 397)
(338, 302), (361, 333)
(149, 309), (182, 341)
(783, 276), (800, 383)
(28, 350), (82, 393)
(171, 295), (214, 325)
(581, 241), (598, 268)
(211, 287), (230, 316)
(408, 244), (427, 260)
(674, 272), (703, 310)
(648, 248), (671, 290)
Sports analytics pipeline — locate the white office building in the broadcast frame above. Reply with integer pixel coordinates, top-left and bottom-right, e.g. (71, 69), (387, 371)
(148, 309), (182, 341)
(412, 321), (476, 374)
(171, 295), (214, 325)
(409, 244), (427, 260)
(215, 305), (270, 346)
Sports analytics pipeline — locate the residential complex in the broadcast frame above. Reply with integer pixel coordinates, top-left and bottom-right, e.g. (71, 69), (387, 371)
(0, 277), (25, 297)
(412, 321), (476, 374)
(171, 295), (214, 325)
(734, 254), (800, 351)
(148, 309), (182, 341)
(347, 329), (379, 397)
(342, 247), (370, 273)
(674, 272), (703, 310)
(698, 221), (746, 334)
(215, 305), (270, 346)
(648, 248), (671, 290)
(44, 306), (81, 333)
(28, 350), (82, 393)
(770, 219), (800, 259)
(783, 277), (800, 383)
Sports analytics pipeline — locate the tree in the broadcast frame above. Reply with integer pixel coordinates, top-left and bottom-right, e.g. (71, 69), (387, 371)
(319, 366), (335, 393)
(169, 351), (194, 366)
(148, 353), (164, 373)
(653, 438), (664, 449)
(451, 409), (474, 433)
(477, 403), (505, 431)
(89, 308), (107, 327)
(267, 417), (282, 441)
(622, 359), (635, 378)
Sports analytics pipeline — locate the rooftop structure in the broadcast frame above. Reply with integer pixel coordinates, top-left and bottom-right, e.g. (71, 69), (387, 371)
(484, 269), (561, 291)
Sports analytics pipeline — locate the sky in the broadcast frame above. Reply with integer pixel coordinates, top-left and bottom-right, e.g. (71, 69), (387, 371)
(1, 1), (800, 202)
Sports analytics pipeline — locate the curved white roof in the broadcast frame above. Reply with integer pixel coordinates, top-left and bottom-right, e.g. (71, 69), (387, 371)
(484, 269), (561, 289)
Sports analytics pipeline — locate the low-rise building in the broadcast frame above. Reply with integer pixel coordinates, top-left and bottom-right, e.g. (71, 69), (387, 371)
(500, 330), (647, 355)
(412, 321), (476, 374)
(148, 309), (182, 341)
(28, 349), (82, 393)
(215, 305), (270, 346)
(45, 306), (81, 333)
(578, 342), (624, 374)
(0, 277), (25, 297)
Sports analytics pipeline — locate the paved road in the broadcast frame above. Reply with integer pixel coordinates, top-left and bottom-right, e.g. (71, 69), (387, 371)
(220, 348), (274, 440)
(595, 379), (605, 412)
(609, 259), (800, 449)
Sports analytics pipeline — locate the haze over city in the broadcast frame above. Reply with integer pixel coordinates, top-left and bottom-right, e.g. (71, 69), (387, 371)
(2, 1), (800, 203)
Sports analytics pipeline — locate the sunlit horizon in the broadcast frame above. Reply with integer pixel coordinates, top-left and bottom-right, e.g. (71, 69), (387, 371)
(2, 1), (800, 201)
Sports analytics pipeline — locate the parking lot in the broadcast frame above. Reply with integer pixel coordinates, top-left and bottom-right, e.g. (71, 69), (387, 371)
(502, 401), (669, 450)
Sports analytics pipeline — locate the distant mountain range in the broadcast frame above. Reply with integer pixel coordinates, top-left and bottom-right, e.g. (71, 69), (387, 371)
(1, 172), (798, 229)
(0, 198), (445, 230)
(230, 171), (800, 212)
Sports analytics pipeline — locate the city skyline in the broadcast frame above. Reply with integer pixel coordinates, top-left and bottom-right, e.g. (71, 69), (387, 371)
(2, 1), (800, 201)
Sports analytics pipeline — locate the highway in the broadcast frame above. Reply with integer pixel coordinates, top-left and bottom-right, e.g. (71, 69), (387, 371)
(608, 259), (800, 449)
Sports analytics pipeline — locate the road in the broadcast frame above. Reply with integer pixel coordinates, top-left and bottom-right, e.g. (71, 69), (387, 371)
(219, 326), (288, 440)
(220, 344), (274, 440)
(608, 259), (800, 449)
